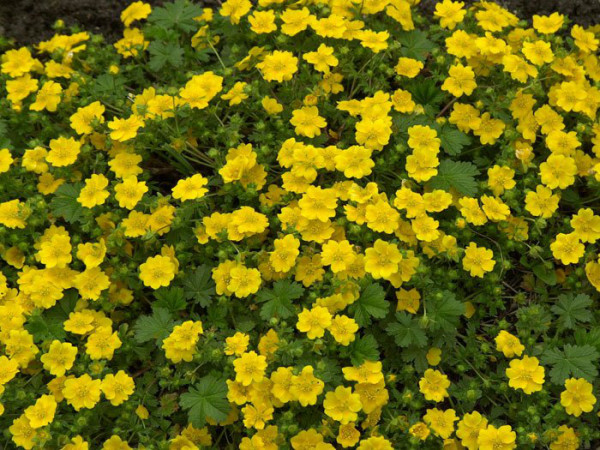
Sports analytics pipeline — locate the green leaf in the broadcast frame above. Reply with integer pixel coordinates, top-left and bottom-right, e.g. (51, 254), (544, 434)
(349, 283), (389, 326)
(92, 74), (125, 99)
(532, 263), (557, 286)
(427, 292), (465, 332)
(398, 30), (435, 61)
(25, 313), (66, 342)
(133, 307), (175, 344)
(256, 280), (304, 321)
(386, 312), (427, 348)
(50, 183), (84, 223)
(154, 287), (187, 313)
(180, 374), (230, 427)
(348, 334), (380, 365)
(429, 159), (480, 196)
(149, 0), (203, 32)
(541, 344), (599, 384)
(183, 265), (216, 308)
(438, 124), (471, 156)
(407, 79), (445, 108)
(551, 294), (592, 330)
(148, 41), (184, 71)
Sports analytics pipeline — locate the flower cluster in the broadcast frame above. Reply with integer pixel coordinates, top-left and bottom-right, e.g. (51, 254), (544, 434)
(0, 0), (599, 449)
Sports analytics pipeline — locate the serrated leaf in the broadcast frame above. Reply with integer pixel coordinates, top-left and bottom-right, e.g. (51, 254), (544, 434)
(398, 30), (435, 61)
(154, 287), (187, 313)
(429, 159), (479, 196)
(183, 265), (215, 308)
(551, 294), (592, 330)
(50, 183), (84, 223)
(92, 74), (125, 98)
(438, 124), (471, 156)
(349, 334), (380, 365)
(148, 41), (184, 71)
(256, 280), (303, 321)
(349, 283), (389, 326)
(386, 312), (427, 348)
(427, 292), (465, 332)
(133, 307), (175, 344)
(541, 344), (599, 384)
(149, 0), (203, 32)
(180, 375), (230, 427)
(407, 79), (445, 107)
(25, 313), (66, 342)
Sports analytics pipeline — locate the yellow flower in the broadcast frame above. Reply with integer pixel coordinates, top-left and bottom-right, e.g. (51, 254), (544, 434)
(179, 72), (223, 109)
(162, 320), (204, 363)
(477, 424), (516, 450)
(337, 423), (361, 447)
(24, 395), (57, 428)
(522, 40), (554, 66)
(121, 1), (152, 27)
(494, 331), (524, 358)
(30, 80), (62, 112)
(297, 306), (332, 339)
(329, 315), (359, 346)
(303, 44), (338, 73)
(434, 0), (466, 29)
(550, 233), (584, 265)
(423, 408), (458, 439)
(171, 174), (209, 201)
(280, 7), (313, 36)
(540, 154), (577, 189)
(364, 239), (402, 279)
(462, 242), (495, 278)
(220, 0), (252, 24)
(225, 332), (250, 356)
(248, 10), (277, 34)
(409, 422), (431, 440)
(532, 13), (564, 34)
(256, 50), (298, 82)
(456, 411), (488, 449)
(108, 116), (144, 142)
(525, 185), (559, 218)
(101, 370), (135, 406)
(261, 96), (283, 115)
(323, 386), (362, 424)
(9, 415), (38, 449)
(78, 174), (110, 208)
(290, 366), (324, 406)
(85, 326), (122, 360)
(560, 378), (596, 417)
(395, 57), (424, 78)
(40, 340), (77, 376)
(139, 255), (176, 289)
(47, 136), (81, 167)
(70, 101), (105, 135)
(74, 267), (111, 300)
(419, 369), (450, 402)
(290, 106), (326, 138)
(570, 208), (600, 243)
(234, 351), (267, 386)
(505, 355), (545, 394)
(342, 361), (384, 385)
(396, 288), (421, 314)
(114, 176), (148, 209)
(442, 64), (477, 97)
(227, 265), (262, 298)
(63, 374), (102, 411)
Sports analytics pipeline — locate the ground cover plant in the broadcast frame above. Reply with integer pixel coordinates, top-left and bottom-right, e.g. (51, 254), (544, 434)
(0, 0), (600, 448)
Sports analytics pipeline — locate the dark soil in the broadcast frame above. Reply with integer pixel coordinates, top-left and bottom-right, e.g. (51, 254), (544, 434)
(0, 0), (165, 45)
(0, 0), (598, 46)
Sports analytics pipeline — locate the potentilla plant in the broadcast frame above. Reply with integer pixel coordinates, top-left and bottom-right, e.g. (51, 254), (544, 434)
(0, 0), (599, 448)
